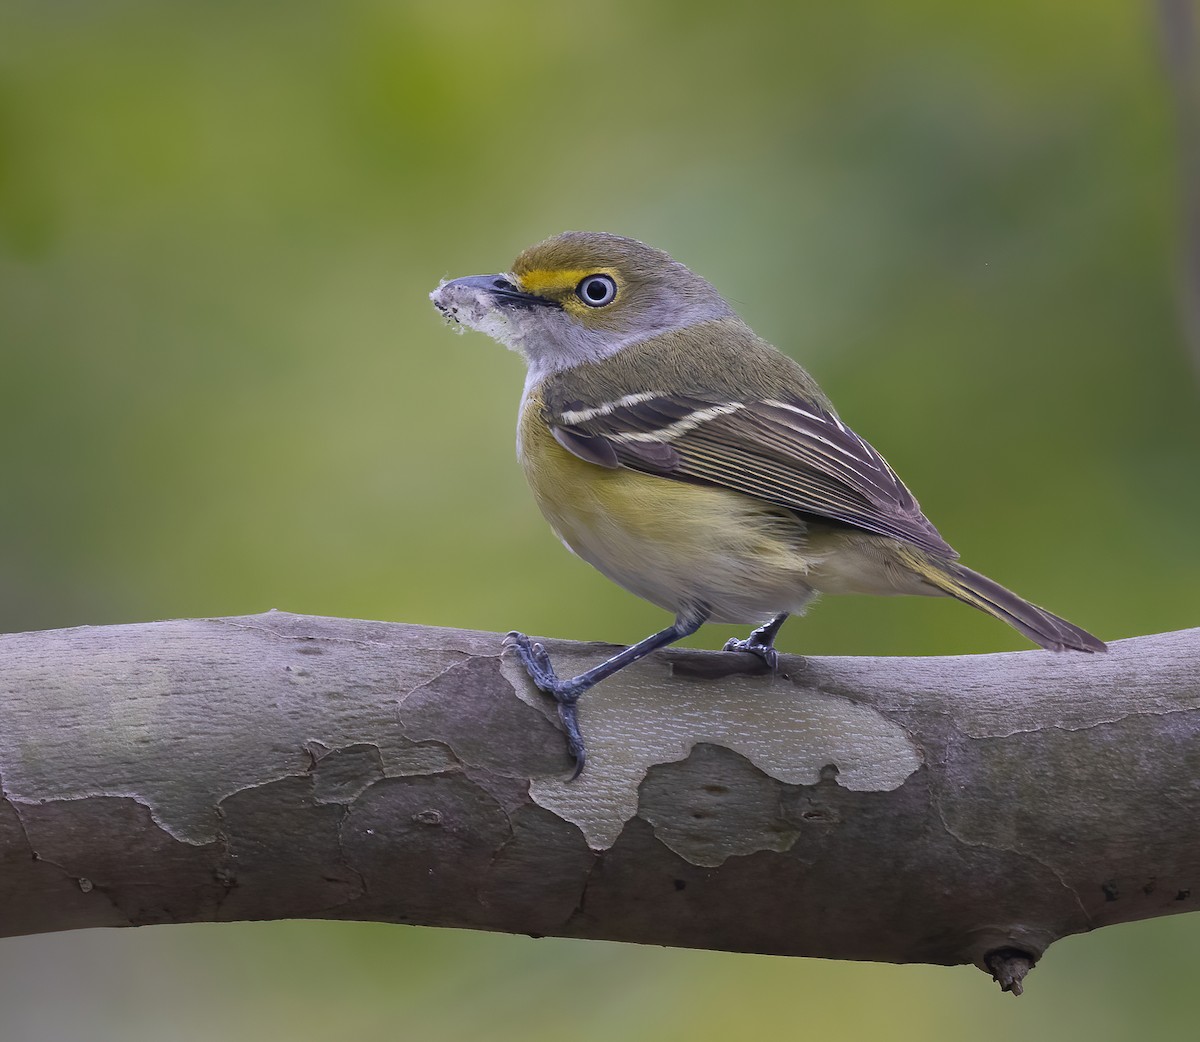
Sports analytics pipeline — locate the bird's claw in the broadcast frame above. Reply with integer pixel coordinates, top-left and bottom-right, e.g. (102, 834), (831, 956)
(560, 703), (586, 781)
(723, 636), (779, 672)
(504, 630), (560, 689)
(503, 631), (587, 779)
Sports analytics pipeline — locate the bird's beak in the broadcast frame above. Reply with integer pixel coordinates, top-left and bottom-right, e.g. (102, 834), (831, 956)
(430, 274), (559, 317)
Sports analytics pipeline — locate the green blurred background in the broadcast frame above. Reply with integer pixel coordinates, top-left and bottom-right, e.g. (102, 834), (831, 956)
(3, 0), (1199, 1038)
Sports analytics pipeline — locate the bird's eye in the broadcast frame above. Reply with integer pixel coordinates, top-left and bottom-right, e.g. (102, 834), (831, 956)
(576, 274), (617, 308)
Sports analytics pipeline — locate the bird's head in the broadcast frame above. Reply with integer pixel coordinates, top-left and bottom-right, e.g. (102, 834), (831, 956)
(430, 232), (734, 380)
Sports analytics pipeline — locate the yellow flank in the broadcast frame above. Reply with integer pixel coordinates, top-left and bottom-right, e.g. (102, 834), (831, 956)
(517, 267), (618, 298)
(891, 542), (986, 606)
(518, 386), (825, 624)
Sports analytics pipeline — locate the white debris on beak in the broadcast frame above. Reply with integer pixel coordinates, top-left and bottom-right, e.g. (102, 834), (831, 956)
(429, 279), (522, 350)
(429, 280), (468, 334)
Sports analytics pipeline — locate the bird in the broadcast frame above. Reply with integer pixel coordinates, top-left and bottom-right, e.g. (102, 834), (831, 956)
(430, 231), (1105, 776)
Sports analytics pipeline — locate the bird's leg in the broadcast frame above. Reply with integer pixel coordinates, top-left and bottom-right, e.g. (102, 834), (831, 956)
(723, 612), (789, 671)
(504, 611), (708, 779)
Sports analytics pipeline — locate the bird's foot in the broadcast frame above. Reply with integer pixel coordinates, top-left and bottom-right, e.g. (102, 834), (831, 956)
(504, 630), (559, 688)
(722, 636), (779, 672)
(503, 631), (587, 779)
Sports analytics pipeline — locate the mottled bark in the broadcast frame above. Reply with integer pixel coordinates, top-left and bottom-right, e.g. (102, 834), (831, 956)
(0, 612), (1195, 996)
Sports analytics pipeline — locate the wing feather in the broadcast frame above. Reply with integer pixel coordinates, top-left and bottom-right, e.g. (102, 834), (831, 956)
(549, 393), (956, 558)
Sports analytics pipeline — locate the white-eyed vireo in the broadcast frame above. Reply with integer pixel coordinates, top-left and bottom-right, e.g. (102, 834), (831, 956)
(431, 232), (1105, 776)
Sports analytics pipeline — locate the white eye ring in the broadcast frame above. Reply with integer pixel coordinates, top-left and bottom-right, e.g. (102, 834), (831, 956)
(576, 274), (617, 308)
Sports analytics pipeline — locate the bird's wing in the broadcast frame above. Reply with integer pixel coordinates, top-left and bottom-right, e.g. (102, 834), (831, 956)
(547, 392), (957, 559)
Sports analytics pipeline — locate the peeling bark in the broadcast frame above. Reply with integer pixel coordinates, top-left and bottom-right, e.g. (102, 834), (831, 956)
(0, 612), (1195, 994)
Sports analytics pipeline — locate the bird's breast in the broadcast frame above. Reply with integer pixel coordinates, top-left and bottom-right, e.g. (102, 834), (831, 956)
(515, 385), (825, 623)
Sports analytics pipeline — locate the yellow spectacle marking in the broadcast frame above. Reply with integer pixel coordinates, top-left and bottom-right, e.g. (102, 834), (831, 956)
(517, 267), (618, 296)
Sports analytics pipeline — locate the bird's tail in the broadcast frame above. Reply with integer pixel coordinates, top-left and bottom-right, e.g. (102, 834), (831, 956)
(904, 553), (1106, 653)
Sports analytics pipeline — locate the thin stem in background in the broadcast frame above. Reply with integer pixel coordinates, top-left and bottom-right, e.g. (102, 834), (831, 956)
(1155, 0), (1200, 384)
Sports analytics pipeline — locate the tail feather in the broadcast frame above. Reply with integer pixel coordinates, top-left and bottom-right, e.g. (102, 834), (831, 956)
(916, 558), (1106, 653)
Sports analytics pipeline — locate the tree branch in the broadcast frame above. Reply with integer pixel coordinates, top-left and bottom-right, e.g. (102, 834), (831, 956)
(0, 612), (1195, 995)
